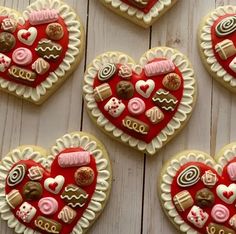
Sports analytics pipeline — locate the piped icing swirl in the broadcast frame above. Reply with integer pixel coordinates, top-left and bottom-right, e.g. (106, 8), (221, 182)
(216, 15), (236, 37)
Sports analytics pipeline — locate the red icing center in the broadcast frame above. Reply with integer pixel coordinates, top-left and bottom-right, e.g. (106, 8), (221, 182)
(211, 14), (236, 78)
(93, 59), (184, 144)
(0, 16), (69, 88)
(171, 159), (236, 233)
(5, 148), (98, 234)
(121, 0), (158, 13)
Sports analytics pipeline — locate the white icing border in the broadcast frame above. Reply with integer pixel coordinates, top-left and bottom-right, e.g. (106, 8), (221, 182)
(200, 5), (236, 88)
(0, 132), (111, 234)
(160, 146), (236, 234)
(103, 0), (173, 25)
(0, 0), (82, 103)
(83, 47), (196, 155)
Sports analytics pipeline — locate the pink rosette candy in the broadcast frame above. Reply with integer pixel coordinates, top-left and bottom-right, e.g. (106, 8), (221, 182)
(38, 197), (58, 215)
(12, 48), (32, 66)
(211, 204), (229, 223)
(128, 97), (146, 115)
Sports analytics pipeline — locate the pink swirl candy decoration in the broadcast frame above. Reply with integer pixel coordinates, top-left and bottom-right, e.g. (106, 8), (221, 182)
(12, 48), (32, 66)
(211, 204), (229, 223)
(38, 197), (58, 215)
(128, 98), (146, 116)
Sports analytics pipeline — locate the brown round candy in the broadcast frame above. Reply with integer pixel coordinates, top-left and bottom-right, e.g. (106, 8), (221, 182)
(162, 73), (181, 91)
(46, 23), (64, 41)
(116, 81), (134, 99)
(0, 32), (16, 52)
(74, 167), (95, 187)
(195, 188), (214, 208)
(23, 181), (43, 200)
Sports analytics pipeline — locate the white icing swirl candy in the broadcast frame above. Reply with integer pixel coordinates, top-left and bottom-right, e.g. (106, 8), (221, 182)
(216, 15), (236, 37)
(7, 164), (26, 187)
(177, 165), (200, 187)
(98, 63), (116, 81)
(12, 48), (32, 66)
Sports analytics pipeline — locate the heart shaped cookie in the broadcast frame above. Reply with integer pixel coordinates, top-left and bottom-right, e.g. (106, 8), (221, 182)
(159, 143), (236, 234)
(0, 132), (112, 234)
(0, 0), (84, 104)
(83, 47), (196, 155)
(199, 5), (236, 93)
(99, 0), (177, 28)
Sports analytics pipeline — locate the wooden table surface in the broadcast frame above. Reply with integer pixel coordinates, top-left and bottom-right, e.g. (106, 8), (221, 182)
(0, 0), (236, 233)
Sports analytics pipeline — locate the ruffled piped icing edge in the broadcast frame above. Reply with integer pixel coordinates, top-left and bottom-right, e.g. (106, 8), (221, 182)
(199, 5), (236, 88)
(0, 0), (82, 103)
(83, 47), (196, 155)
(103, 0), (173, 24)
(160, 146), (236, 234)
(0, 132), (111, 234)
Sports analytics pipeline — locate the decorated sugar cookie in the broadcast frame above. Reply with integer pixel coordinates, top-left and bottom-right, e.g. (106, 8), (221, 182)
(0, 0), (84, 104)
(99, 0), (177, 28)
(159, 143), (236, 234)
(0, 132), (112, 234)
(199, 5), (236, 92)
(83, 47), (196, 155)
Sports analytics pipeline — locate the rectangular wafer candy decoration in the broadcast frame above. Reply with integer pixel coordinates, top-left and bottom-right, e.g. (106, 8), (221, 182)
(58, 151), (90, 168)
(215, 39), (236, 60)
(94, 83), (112, 102)
(144, 60), (175, 77)
(173, 190), (194, 212)
(29, 9), (59, 25)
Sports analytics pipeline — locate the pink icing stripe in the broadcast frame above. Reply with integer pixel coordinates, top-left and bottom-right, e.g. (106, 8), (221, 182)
(58, 151), (90, 168)
(12, 48), (32, 66)
(38, 197), (58, 215)
(128, 98), (146, 115)
(227, 162), (236, 181)
(211, 204), (229, 223)
(144, 60), (175, 77)
(29, 9), (58, 25)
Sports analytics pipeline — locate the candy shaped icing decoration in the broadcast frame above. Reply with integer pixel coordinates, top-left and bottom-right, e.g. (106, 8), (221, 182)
(38, 197), (58, 215)
(129, 0), (149, 8)
(177, 165), (200, 187)
(6, 190), (23, 209)
(27, 166), (44, 181)
(16, 202), (37, 223)
(211, 204), (230, 223)
(128, 97), (146, 115)
(1, 18), (17, 33)
(94, 83), (112, 102)
(229, 57), (236, 73)
(122, 116), (149, 135)
(23, 181), (43, 200)
(7, 164), (27, 187)
(201, 170), (218, 188)
(29, 9), (59, 25)
(116, 81), (134, 99)
(0, 53), (11, 72)
(35, 216), (62, 234)
(135, 79), (155, 98)
(8, 66), (36, 82)
(173, 190), (194, 212)
(44, 175), (65, 194)
(144, 60), (175, 77)
(118, 64), (132, 79)
(227, 162), (236, 181)
(61, 184), (89, 208)
(74, 167), (95, 187)
(216, 15), (236, 37)
(46, 23), (64, 41)
(216, 184), (236, 204)
(98, 63), (117, 81)
(104, 97), (125, 117)
(187, 205), (209, 228)
(58, 151), (91, 168)
(195, 188), (214, 208)
(145, 106), (164, 124)
(229, 214), (236, 230)
(12, 48), (33, 66)
(58, 206), (76, 224)
(215, 39), (236, 60)
(32, 58), (50, 75)
(17, 27), (37, 46)
(207, 223), (235, 234)
(162, 73), (182, 91)
(0, 32), (16, 52)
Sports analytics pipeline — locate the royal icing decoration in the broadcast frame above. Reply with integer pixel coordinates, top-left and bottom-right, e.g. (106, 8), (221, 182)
(83, 48), (196, 155)
(199, 6), (236, 92)
(160, 145), (236, 233)
(0, 0), (84, 104)
(229, 57), (236, 73)
(0, 132), (112, 234)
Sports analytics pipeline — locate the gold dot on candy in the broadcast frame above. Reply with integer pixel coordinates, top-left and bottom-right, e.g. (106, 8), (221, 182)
(22, 181), (43, 201)
(74, 167), (95, 187)
(0, 32), (16, 52)
(46, 23), (64, 41)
